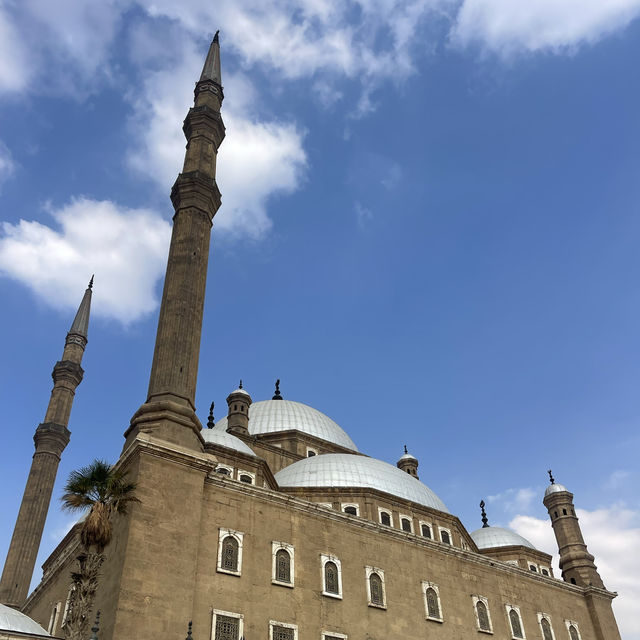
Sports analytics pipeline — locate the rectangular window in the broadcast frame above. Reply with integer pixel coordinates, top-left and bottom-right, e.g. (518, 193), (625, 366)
(212, 610), (243, 640)
(269, 620), (298, 640)
(322, 632), (348, 640)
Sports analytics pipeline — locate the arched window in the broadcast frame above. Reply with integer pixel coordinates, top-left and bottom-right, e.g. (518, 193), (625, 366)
(440, 530), (451, 545)
(369, 572), (384, 605)
(344, 506), (357, 516)
(529, 565), (538, 572)
(216, 467), (231, 475)
(541, 568), (549, 576)
(476, 601), (490, 631)
(569, 625), (579, 640)
(401, 518), (412, 532)
(570, 577), (577, 585)
(324, 561), (339, 594)
(222, 536), (239, 572)
(425, 587), (440, 619)
(380, 511), (391, 526)
(307, 450), (316, 457)
(239, 474), (253, 484)
(421, 523), (432, 538)
(275, 549), (291, 583)
(509, 609), (523, 639)
(541, 617), (553, 640)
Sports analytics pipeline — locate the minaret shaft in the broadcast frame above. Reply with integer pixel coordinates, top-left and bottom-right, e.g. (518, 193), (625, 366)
(126, 36), (225, 451)
(0, 284), (91, 607)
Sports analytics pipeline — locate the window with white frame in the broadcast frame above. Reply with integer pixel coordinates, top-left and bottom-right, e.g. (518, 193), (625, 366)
(537, 613), (555, 640)
(342, 503), (359, 516)
(306, 447), (318, 457)
(565, 621), (581, 640)
(212, 609), (243, 640)
(540, 566), (550, 576)
(321, 554), (343, 598)
(419, 521), (432, 539)
(61, 585), (75, 629)
(472, 595), (492, 633)
(506, 605), (525, 639)
(217, 528), (244, 575)
(421, 581), (443, 622)
(400, 515), (413, 532)
(215, 464), (234, 476)
(317, 502), (333, 509)
(47, 602), (61, 634)
(272, 542), (294, 587)
(529, 563), (538, 572)
(269, 620), (298, 640)
(365, 566), (386, 608)
(322, 632), (347, 640)
(439, 527), (452, 545)
(237, 470), (255, 484)
(378, 507), (393, 527)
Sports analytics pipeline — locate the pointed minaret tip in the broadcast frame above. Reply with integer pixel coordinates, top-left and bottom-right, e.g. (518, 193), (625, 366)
(68, 278), (93, 340)
(200, 30), (222, 85)
(480, 500), (489, 528)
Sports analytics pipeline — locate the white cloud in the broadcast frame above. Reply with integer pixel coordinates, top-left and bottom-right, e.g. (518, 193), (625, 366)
(355, 201), (373, 228)
(0, 7), (32, 93)
(450, 0), (640, 57)
(605, 470), (632, 490)
(487, 487), (536, 513)
(512, 506), (640, 640)
(127, 36), (307, 239)
(0, 197), (170, 324)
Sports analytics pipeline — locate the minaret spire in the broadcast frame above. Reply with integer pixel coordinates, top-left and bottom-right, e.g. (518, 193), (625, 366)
(0, 280), (92, 607)
(126, 33), (225, 450)
(480, 500), (489, 528)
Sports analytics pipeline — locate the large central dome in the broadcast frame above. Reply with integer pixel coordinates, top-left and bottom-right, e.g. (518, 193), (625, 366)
(215, 399), (358, 452)
(275, 453), (449, 513)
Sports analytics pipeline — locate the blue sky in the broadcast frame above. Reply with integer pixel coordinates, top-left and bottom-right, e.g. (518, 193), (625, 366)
(0, 0), (639, 635)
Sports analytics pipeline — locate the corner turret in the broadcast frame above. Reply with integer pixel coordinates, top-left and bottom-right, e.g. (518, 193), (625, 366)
(226, 381), (252, 437)
(397, 445), (419, 479)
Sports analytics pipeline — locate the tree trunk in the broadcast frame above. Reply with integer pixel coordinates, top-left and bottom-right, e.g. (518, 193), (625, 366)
(64, 552), (104, 640)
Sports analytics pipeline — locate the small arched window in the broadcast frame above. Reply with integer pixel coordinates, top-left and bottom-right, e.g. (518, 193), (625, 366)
(344, 506), (357, 516)
(421, 524), (432, 538)
(541, 617), (553, 640)
(563, 508), (567, 515)
(569, 625), (579, 640)
(222, 536), (239, 572)
(401, 518), (412, 532)
(239, 474), (253, 484)
(509, 609), (523, 639)
(425, 587), (440, 619)
(324, 561), (339, 594)
(275, 549), (291, 583)
(570, 577), (577, 585)
(529, 565), (537, 572)
(440, 530), (451, 545)
(541, 568), (549, 576)
(216, 467), (231, 475)
(554, 511), (558, 518)
(307, 450), (316, 457)
(380, 511), (391, 526)
(476, 600), (490, 631)
(369, 572), (384, 605)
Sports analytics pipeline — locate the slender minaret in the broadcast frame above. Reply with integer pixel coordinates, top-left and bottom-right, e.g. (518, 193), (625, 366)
(125, 32), (225, 451)
(543, 470), (604, 588)
(0, 279), (92, 607)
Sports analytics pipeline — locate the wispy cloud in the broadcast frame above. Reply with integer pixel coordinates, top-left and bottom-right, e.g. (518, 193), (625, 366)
(355, 201), (373, 228)
(512, 506), (640, 640)
(0, 141), (15, 189)
(450, 0), (640, 57)
(487, 487), (536, 513)
(0, 198), (171, 324)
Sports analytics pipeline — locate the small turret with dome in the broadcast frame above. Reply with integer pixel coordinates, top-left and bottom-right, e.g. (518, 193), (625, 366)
(226, 380), (252, 437)
(397, 445), (419, 479)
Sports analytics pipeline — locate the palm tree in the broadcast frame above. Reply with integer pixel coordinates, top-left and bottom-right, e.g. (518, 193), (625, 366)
(61, 460), (139, 640)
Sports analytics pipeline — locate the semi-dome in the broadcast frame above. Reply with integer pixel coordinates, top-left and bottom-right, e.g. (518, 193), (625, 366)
(202, 428), (257, 456)
(215, 400), (358, 452)
(275, 453), (449, 513)
(470, 526), (536, 550)
(544, 483), (568, 497)
(0, 603), (50, 636)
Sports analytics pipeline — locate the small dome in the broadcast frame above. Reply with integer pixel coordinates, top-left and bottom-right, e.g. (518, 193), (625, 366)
(399, 452), (418, 462)
(275, 453), (449, 513)
(0, 603), (50, 636)
(544, 483), (568, 497)
(215, 400), (358, 452)
(470, 526), (536, 550)
(202, 429), (257, 456)
(228, 387), (250, 397)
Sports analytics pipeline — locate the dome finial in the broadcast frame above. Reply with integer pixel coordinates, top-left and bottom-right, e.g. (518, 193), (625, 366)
(239, 379), (243, 389)
(403, 444), (408, 454)
(480, 500), (489, 528)
(272, 379), (283, 400)
(207, 402), (215, 429)
(185, 620), (193, 640)
(548, 469), (555, 484)
(90, 611), (101, 640)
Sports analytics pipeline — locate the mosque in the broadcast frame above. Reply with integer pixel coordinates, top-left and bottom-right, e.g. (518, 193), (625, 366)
(0, 33), (622, 640)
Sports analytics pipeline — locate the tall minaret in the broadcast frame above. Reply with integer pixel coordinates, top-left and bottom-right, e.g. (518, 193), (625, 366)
(125, 32), (225, 452)
(543, 470), (604, 588)
(0, 279), (92, 608)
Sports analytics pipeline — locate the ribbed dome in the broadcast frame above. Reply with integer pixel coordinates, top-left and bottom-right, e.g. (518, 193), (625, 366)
(275, 454), (449, 513)
(0, 603), (50, 636)
(202, 429), (257, 456)
(215, 400), (358, 452)
(470, 526), (536, 550)
(544, 483), (568, 497)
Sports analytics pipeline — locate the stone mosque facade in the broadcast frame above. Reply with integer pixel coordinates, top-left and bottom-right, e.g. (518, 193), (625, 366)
(0, 33), (622, 640)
